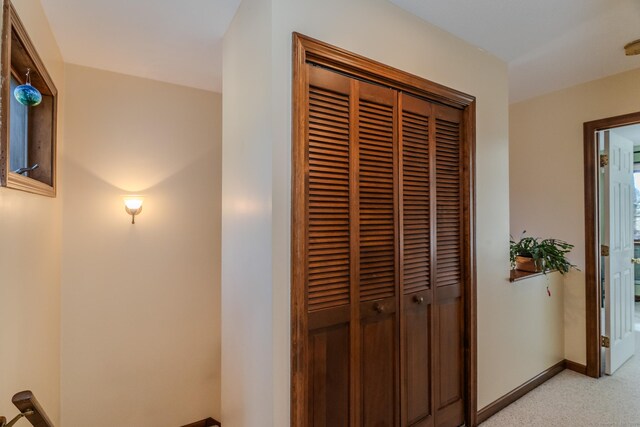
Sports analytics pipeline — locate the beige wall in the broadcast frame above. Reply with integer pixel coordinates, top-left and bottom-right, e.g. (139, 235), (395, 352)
(61, 64), (221, 426)
(510, 67), (640, 365)
(223, 0), (562, 424)
(271, 0), (561, 413)
(221, 0), (274, 425)
(0, 0), (64, 424)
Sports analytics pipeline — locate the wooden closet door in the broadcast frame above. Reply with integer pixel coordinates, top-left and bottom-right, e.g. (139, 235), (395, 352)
(399, 95), (464, 427)
(357, 80), (398, 427)
(432, 104), (464, 427)
(305, 65), (352, 427)
(293, 34), (476, 427)
(399, 93), (434, 427)
(302, 63), (465, 427)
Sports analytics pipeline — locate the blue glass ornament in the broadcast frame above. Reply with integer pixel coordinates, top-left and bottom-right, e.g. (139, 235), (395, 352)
(14, 68), (42, 107)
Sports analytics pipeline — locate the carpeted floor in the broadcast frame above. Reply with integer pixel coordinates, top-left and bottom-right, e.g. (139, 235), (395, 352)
(481, 303), (640, 427)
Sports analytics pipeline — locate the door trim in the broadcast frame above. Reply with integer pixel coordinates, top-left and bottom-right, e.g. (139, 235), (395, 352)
(583, 111), (640, 378)
(291, 32), (477, 426)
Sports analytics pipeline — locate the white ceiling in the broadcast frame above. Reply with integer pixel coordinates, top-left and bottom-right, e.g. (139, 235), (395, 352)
(389, 0), (640, 102)
(40, 0), (241, 93)
(39, 0), (640, 101)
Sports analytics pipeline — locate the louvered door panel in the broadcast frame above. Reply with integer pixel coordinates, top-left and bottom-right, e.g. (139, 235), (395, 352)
(298, 60), (470, 427)
(358, 82), (397, 302)
(435, 110), (462, 290)
(358, 81), (398, 427)
(433, 105), (464, 427)
(307, 66), (352, 312)
(305, 65), (353, 427)
(400, 94), (434, 427)
(401, 95), (431, 295)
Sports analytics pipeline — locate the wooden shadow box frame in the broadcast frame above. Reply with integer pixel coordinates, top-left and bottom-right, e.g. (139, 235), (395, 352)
(0, 0), (58, 197)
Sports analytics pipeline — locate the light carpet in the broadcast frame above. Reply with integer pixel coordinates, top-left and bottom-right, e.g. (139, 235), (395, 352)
(481, 303), (640, 427)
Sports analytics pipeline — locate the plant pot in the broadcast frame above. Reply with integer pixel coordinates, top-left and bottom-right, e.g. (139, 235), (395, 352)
(515, 256), (542, 273)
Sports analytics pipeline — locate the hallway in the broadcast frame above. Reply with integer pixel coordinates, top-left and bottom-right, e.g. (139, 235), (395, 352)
(482, 303), (640, 426)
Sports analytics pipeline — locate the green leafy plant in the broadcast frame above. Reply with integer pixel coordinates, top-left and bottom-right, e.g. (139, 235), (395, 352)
(510, 231), (578, 274)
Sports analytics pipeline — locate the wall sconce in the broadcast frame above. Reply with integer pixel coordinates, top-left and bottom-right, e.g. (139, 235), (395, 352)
(123, 196), (144, 224)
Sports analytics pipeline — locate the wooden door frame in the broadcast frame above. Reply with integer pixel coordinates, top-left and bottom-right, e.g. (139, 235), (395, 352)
(583, 111), (640, 378)
(291, 33), (477, 426)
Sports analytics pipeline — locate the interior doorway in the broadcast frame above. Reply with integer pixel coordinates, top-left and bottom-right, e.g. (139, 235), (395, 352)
(597, 126), (639, 375)
(584, 112), (640, 378)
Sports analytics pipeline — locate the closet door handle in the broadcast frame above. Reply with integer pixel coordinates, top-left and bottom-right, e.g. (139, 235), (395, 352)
(413, 295), (424, 304)
(373, 302), (384, 313)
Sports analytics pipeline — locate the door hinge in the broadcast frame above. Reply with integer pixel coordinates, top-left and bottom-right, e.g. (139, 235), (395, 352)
(600, 154), (609, 167)
(601, 245), (610, 256)
(601, 335), (610, 348)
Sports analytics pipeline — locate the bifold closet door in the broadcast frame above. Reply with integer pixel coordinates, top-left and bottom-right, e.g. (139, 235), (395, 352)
(399, 93), (464, 427)
(399, 93), (434, 427)
(305, 65), (352, 427)
(432, 102), (464, 427)
(303, 63), (464, 427)
(357, 79), (398, 427)
(305, 64), (399, 426)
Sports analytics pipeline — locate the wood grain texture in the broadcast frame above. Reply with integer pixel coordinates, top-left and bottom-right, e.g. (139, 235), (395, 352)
(435, 111), (462, 289)
(462, 100), (478, 427)
(12, 390), (55, 427)
(348, 77), (361, 427)
(294, 33), (474, 110)
(291, 32), (309, 427)
(400, 93), (434, 427)
(0, 0), (11, 187)
(27, 94), (54, 185)
(361, 310), (397, 426)
(583, 111), (640, 379)
(305, 65), (354, 425)
(434, 105), (465, 427)
(307, 66), (351, 312)
(401, 95), (431, 296)
(509, 269), (548, 282)
(403, 293), (433, 426)
(180, 417), (222, 427)
(0, 1), (58, 196)
(564, 359), (587, 375)
(357, 79), (399, 427)
(309, 323), (350, 426)
(291, 33), (477, 427)
(358, 81), (396, 303)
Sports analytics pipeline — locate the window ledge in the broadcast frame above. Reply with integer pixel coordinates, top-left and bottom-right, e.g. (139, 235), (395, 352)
(6, 172), (55, 197)
(509, 269), (556, 282)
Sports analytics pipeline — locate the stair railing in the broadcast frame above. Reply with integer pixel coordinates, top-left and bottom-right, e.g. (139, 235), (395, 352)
(0, 391), (54, 427)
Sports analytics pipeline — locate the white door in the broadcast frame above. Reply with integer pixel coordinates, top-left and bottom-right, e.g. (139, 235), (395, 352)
(604, 130), (636, 375)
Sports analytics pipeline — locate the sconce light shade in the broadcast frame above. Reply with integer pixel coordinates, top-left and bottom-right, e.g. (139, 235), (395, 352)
(123, 196), (144, 224)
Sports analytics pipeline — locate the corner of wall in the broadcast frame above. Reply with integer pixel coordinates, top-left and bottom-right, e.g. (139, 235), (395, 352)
(0, 0), (65, 424)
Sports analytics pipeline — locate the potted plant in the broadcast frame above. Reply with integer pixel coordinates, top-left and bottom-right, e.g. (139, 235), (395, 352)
(510, 231), (577, 274)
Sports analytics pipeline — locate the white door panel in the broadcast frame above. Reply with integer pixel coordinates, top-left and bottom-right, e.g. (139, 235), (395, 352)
(604, 130), (635, 375)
